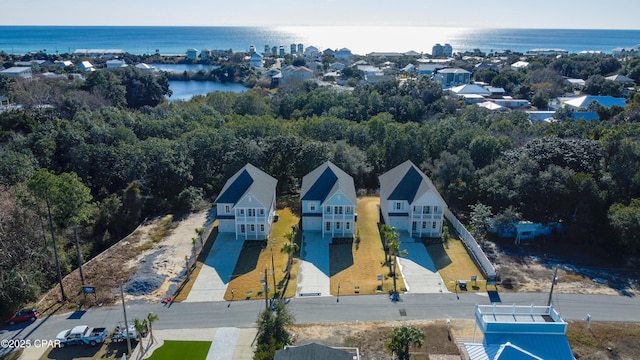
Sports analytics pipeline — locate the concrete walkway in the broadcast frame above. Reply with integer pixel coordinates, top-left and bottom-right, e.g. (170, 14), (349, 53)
(133, 327), (257, 360)
(397, 232), (449, 294)
(296, 231), (331, 297)
(185, 234), (245, 302)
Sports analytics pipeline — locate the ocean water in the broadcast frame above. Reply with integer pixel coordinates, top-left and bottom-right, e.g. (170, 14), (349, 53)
(1, 26), (639, 56)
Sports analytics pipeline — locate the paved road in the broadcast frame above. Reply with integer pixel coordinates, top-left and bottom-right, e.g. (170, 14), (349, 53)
(3, 292), (640, 352)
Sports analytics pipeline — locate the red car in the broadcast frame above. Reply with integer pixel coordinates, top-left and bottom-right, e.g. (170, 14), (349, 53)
(7, 308), (40, 325)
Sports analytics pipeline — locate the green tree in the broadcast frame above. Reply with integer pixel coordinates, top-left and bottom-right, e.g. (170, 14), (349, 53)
(385, 325), (426, 360)
(146, 312), (159, 345)
(469, 202), (493, 241)
(608, 199), (640, 256)
(25, 169), (67, 301)
(254, 302), (295, 359)
(280, 229), (299, 279)
(133, 318), (148, 356)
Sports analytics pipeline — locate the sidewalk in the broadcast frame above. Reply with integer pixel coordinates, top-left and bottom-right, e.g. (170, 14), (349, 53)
(131, 327), (257, 360)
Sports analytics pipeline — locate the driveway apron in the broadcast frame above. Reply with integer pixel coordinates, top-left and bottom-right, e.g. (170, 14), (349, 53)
(296, 231), (331, 297)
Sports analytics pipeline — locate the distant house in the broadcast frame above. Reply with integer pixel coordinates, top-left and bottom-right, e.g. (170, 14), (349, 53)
(463, 304), (575, 359)
(135, 63), (156, 72)
(275, 343), (356, 360)
(106, 59), (127, 68)
(564, 77), (586, 90)
(185, 48), (199, 60)
(55, 60), (73, 68)
(477, 101), (508, 112)
(78, 61), (95, 72)
(379, 160), (447, 238)
(200, 49), (213, 60)
(304, 46), (320, 59)
(280, 65), (314, 85)
(214, 164), (278, 240)
(433, 68), (471, 88)
(417, 64), (445, 78)
(606, 74), (635, 86)
(562, 95), (626, 110)
(300, 161), (357, 238)
(249, 53), (264, 68)
(0, 66), (32, 79)
(14, 60), (48, 67)
(335, 48), (353, 63)
(448, 84), (491, 100)
(510, 60), (530, 70)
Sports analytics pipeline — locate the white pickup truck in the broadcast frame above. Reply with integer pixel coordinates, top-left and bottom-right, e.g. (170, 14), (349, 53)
(55, 325), (109, 347)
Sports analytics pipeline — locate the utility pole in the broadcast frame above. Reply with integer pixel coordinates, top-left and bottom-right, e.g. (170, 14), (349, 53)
(547, 266), (559, 306)
(271, 248), (277, 300)
(264, 266), (269, 311)
(120, 284), (132, 357)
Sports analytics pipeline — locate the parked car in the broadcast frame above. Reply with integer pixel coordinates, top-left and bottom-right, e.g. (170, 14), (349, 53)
(6, 308), (40, 325)
(56, 325), (109, 347)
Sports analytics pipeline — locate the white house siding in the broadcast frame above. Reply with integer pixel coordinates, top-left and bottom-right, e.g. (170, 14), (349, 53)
(321, 192), (356, 238)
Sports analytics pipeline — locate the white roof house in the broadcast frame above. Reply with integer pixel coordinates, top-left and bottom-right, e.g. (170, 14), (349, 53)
(135, 63), (156, 72)
(78, 61), (95, 71)
(106, 59), (127, 68)
(510, 61), (530, 70)
(449, 84), (491, 96)
(563, 95), (626, 110)
(0, 67), (33, 79)
(477, 101), (508, 112)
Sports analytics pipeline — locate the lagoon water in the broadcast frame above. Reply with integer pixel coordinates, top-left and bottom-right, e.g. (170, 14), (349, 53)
(2, 26), (640, 56)
(168, 80), (248, 101)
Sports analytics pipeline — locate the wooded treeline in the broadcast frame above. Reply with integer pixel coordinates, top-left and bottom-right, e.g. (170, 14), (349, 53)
(1, 54), (640, 315)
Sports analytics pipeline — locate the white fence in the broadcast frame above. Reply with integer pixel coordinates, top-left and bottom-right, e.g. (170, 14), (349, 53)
(444, 208), (497, 280)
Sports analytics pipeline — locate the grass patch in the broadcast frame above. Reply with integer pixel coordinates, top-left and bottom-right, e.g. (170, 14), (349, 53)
(149, 216), (177, 243)
(330, 197), (405, 295)
(567, 321), (640, 359)
(146, 340), (211, 360)
(224, 207), (300, 301)
(431, 237), (485, 292)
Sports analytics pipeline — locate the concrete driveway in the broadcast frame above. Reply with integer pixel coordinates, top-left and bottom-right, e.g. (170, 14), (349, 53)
(296, 231), (331, 297)
(184, 233), (245, 302)
(397, 232), (449, 294)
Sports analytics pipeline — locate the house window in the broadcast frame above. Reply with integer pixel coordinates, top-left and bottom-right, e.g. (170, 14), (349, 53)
(240, 224), (245, 233)
(260, 209), (264, 215)
(346, 206), (352, 213)
(412, 221), (417, 231)
(424, 206), (430, 214)
(251, 224), (255, 232)
(325, 206), (331, 213)
(335, 206), (343, 214)
(310, 203), (316, 211)
(346, 222), (351, 230)
(395, 202), (402, 210)
(434, 206), (439, 213)
(413, 206), (418, 212)
(225, 205), (230, 213)
(260, 224), (265, 232)
(239, 209), (244, 215)
(432, 222), (437, 229)
(422, 221), (427, 229)
(248, 209), (256, 216)
(326, 222), (331, 231)
(336, 222), (341, 229)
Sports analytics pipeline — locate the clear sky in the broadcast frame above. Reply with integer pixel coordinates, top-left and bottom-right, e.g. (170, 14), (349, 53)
(2, 0), (639, 29)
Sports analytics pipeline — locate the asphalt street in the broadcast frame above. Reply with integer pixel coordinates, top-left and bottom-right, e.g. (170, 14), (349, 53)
(3, 291), (640, 354)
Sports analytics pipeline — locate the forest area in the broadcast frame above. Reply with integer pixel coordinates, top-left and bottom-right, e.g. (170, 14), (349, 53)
(1, 52), (640, 317)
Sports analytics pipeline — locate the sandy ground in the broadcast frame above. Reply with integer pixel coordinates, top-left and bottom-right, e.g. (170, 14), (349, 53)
(123, 211), (210, 303)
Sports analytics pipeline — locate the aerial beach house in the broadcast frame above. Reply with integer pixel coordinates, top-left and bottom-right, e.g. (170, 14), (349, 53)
(214, 164), (278, 240)
(300, 161), (357, 238)
(379, 160), (447, 238)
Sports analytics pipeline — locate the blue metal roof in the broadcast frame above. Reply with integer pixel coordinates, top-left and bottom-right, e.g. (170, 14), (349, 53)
(216, 169), (254, 204)
(388, 165), (422, 202)
(301, 167), (338, 202)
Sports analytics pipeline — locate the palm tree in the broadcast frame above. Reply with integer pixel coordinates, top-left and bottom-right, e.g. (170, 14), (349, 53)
(280, 232), (299, 279)
(195, 227), (205, 248)
(146, 312), (159, 345)
(133, 318), (148, 356)
(387, 228), (407, 294)
(191, 237), (197, 264)
(385, 325), (426, 360)
(380, 224), (397, 265)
